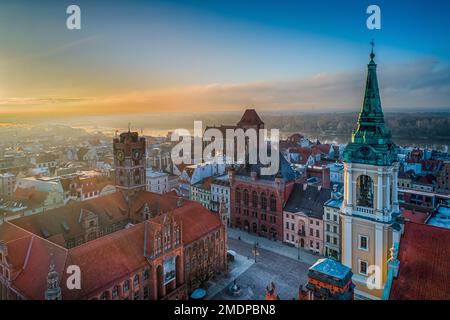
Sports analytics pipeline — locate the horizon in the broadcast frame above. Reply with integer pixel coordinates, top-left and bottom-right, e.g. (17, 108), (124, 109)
(1, 0), (449, 119)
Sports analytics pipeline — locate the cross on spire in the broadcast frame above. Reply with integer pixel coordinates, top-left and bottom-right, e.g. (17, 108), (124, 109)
(370, 39), (375, 61)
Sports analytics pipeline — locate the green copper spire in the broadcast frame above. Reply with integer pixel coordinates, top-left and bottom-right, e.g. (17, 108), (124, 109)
(343, 42), (397, 166)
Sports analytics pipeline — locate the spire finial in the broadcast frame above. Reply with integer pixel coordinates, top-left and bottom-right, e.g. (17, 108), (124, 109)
(128, 122), (131, 132)
(370, 39), (375, 61)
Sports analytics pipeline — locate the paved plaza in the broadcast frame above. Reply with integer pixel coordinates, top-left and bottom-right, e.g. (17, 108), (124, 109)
(208, 238), (314, 300)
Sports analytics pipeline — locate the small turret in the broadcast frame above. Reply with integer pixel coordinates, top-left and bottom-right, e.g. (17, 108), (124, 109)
(45, 258), (62, 300)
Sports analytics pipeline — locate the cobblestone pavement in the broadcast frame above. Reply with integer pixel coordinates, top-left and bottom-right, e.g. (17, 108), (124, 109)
(204, 252), (254, 299)
(211, 238), (314, 300)
(228, 227), (322, 266)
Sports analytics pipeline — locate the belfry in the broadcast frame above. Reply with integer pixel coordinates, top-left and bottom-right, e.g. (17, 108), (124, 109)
(340, 42), (402, 300)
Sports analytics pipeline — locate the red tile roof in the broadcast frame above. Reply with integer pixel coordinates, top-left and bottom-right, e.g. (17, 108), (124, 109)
(237, 109), (264, 126)
(400, 209), (431, 224)
(1, 191), (223, 300)
(390, 221), (450, 300)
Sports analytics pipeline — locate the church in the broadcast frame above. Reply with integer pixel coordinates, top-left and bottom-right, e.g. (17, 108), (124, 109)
(0, 130), (227, 300)
(340, 44), (402, 300)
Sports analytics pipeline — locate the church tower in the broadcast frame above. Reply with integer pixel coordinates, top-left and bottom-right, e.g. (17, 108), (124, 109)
(113, 128), (146, 203)
(340, 43), (401, 300)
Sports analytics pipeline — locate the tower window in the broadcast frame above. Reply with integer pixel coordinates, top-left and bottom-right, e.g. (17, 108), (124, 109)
(358, 235), (369, 251)
(356, 175), (374, 208)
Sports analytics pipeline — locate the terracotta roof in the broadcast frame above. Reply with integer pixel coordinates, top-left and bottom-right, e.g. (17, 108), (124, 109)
(1, 191), (223, 300)
(390, 221), (450, 300)
(237, 109), (264, 126)
(173, 201), (222, 244)
(11, 192), (128, 240)
(311, 144), (331, 156)
(400, 209), (431, 224)
(61, 223), (149, 299)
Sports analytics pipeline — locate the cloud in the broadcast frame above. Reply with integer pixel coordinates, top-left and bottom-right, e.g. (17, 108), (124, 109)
(1, 59), (449, 116)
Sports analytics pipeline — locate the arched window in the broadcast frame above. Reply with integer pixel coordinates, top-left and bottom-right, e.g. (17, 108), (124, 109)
(243, 189), (249, 206)
(356, 175), (374, 207)
(252, 191), (258, 208)
(123, 280), (130, 292)
(134, 274), (140, 286)
(100, 291), (108, 300)
(260, 193), (267, 210)
(112, 286), (119, 298)
(235, 188), (241, 204)
(270, 194), (277, 212)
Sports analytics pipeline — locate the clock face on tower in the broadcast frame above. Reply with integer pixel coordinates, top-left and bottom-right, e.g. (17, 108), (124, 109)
(116, 149), (125, 162)
(357, 146), (373, 159)
(132, 149), (142, 161)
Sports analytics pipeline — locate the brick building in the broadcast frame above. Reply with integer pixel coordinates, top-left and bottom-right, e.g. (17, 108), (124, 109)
(229, 156), (296, 241)
(0, 131), (227, 300)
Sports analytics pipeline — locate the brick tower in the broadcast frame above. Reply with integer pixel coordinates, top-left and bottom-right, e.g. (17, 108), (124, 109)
(113, 128), (146, 203)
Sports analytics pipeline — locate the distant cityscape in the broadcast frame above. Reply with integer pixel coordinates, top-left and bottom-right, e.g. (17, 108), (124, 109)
(1, 49), (449, 301)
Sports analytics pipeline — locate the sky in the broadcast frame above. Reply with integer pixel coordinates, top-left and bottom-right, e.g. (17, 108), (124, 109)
(0, 0), (449, 118)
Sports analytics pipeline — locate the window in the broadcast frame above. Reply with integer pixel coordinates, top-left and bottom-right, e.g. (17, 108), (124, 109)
(235, 188), (241, 204)
(243, 189), (249, 206)
(260, 193), (267, 210)
(123, 280), (130, 292)
(359, 260), (368, 276)
(112, 286), (119, 298)
(286, 222), (289, 229)
(270, 194), (277, 212)
(143, 269), (149, 280)
(333, 226), (338, 233)
(134, 291), (140, 300)
(134, 274), (140, 286)
(143, 287), (149, 299)
(100, 291), (108, 300)
(286, 233), (289, 240)
(252, 191), (258, 208)
(291, 223), (294, 231)
(326, 235), (330, 243)
(358, 235), (369, 251)
(316, 230), (320, 238)
(291, 234), (295, 241)
(310, 228), (313, 236)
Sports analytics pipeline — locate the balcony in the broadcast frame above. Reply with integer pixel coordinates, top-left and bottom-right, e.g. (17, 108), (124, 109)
(355, 206), (374, 215)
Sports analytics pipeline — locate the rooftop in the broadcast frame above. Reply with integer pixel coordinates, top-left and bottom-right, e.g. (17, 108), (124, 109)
(389, 221), (450, 300)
